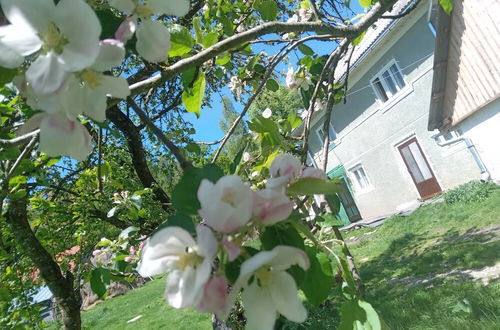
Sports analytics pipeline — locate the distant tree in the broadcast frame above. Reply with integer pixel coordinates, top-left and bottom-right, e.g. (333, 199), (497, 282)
(219, 96), (251, 159)
(249, 85), (303, 120)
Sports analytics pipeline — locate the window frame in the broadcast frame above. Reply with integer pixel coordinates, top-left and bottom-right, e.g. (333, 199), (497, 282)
(315, 123), (337, 149)
(349, 164), (372, 193)
(370, 59), (407, 105)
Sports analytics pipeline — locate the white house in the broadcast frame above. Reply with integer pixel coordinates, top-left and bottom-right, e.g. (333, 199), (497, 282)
(306, 0), (499, 223)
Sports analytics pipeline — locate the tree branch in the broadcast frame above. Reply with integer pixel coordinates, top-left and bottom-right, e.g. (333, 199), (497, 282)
(106, 105), (173, 209)
(0, 129), (39, 148)
(124, 0), (399, 100)
(127, 99), (193, 170)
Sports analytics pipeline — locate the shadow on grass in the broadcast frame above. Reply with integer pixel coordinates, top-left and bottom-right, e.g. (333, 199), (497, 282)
(359, 227), (500, 329)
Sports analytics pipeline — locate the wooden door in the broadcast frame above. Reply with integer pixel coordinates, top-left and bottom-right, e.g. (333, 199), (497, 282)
(337, 178), (362, 222)
(398, 137), (442, 199)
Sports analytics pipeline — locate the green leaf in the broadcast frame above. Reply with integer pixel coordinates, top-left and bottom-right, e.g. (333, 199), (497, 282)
(248, 115), (282, 146)
(182, 71), (206, 117)
(256, 0), (278, 21)
(118, 226), (139, 239)
(186, 143), (201, 154)
(202, 32), (219, 48)
(287, 178), (342, 196)
(156, 213), (196, 235)
(261, 223), (304, 250)
(352, 31), (366, 46)
(325, 194), (341, 216)
(300, 247), (334, 306)
(193, 17), (203, 43)
(90, 268), (111, 299)
(229, 145), (246, 174)
(0, 147), (20, 161)
(181, 67), (197, 89)
(339, 300), (382, 330)
(265, 79), (279, 92)
(172, 163), (224, 215)
(358, 0), (373, 8)
(169, 24), (195, 57)
(287, 109), (302, 130)
(439, 0), (454, 14)
(0, 67), (18, 87)
(298, 44), (314, 56)
(215, 53), (231, 66)
(316, 212), (344, 227)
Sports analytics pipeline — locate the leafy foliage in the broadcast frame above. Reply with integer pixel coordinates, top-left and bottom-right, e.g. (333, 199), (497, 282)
(443, 180), (497, 204)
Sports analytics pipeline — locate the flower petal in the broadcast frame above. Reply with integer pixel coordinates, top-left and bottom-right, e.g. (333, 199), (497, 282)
(196, 225), (217, 259)
(269, 271), (307, 323)
(0, 38), (24, 68)
(115, 17), (137, 43)
(148, 0), (190, 16)
(100, 75), (130, 99)
(39, 113), (92, 161)
(197, 276), (229, 314)
(136, 19), (170, 63)
(242, 282), (277, 330)
(0, 24), (41, 58)
(26, 52), (67, 94)
(266, 246), (310, 271)
(92, 39), (125, 72)
(1, 0), (54, 33)
(166, 267), (196, 308)
(54, 0), (101, 71)
(137, 226), (196, 277)
(108, 0), (135, 15)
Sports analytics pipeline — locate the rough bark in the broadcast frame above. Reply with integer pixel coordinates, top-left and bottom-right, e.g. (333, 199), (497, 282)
(106, 105), (172, 211)
(5, 194), (81, 330)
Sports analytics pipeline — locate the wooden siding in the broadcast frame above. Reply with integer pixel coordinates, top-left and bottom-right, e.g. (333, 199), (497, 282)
(442, 0), (500, 127)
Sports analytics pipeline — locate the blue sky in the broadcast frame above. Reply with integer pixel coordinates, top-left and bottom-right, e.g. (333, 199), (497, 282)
(187, 2), (364, 144)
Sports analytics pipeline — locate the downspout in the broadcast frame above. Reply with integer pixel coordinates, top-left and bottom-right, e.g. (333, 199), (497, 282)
(431, 133), (491, 181)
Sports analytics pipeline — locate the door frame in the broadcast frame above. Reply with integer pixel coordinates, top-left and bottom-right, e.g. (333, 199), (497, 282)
(396, 137), (442, 199)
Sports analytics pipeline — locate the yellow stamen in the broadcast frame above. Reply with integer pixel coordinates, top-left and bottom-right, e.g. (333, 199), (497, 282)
(255, 266), (273, 287)
(135, 4), (153, 18)
(81, 70), (102, 89)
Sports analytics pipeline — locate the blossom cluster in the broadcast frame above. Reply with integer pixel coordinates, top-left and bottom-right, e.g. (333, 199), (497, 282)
(286, 66), (314, 91)
(138, 154), (327, 329)
(0, 0), (190, 160)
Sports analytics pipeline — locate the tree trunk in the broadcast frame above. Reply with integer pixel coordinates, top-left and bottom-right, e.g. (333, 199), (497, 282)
(5, 193), (82, 329)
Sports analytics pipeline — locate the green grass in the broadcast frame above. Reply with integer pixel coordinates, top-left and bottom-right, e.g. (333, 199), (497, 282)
(46, 278), (211, 329)
(305, 189), (500, 329)
(48, 190), (500, 329)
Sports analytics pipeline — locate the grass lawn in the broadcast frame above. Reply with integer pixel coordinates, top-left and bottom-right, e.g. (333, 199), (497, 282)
(46, 278), (211, 329)
(305, 188), (500, 329)
(47, 189), (500, 329)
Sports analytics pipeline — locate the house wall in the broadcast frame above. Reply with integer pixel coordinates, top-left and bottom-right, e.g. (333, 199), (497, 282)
(459, 97), (500, 182)
(309, 13), (482, 220)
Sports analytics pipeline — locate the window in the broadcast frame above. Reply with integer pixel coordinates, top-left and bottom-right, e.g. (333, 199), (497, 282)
(349, 165), (371, 191)
(371, 60), (406, 103)
(436, 129), (461, 144)
(316, 123), (337, 144)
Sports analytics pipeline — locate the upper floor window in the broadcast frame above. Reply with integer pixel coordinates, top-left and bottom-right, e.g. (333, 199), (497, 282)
(371, 60), (406, 103)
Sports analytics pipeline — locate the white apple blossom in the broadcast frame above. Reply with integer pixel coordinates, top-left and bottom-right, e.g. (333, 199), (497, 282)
(270, 154), (302, 179)
(220, 246), (310, 330)
(285, 66), (313, 91)
(243, 152), (251, 162)
(0, 0), (101, 94)
(298, 8), (313, 21)
(198, 175), (253, 233)
(228, 76), (244, 99)
(262, 108), (272, 118)
(63, 39), (130, 122)
(221, 235), (241, 261)
(285, 66), (298, 89)
(18, 112), (93, 161)
(252, 189), (294, 225)
(109, 0), (190, 63)
(138, 225), (217, 309)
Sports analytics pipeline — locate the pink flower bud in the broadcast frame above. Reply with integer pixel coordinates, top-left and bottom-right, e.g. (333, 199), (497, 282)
(129, 245), (137, 254)
(121, 191), (129, 198)
(92, 249), (102, 256)
(139, 242), (145, 250)
(197, 276), (229, 314)
(252, 189), (294, 225)
(124, 256), (132, 263)
(270, 154), (302, 179)
(221, 236), (241, 261)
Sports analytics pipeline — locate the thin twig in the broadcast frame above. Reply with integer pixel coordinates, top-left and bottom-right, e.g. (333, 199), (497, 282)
(128, 99), (193, 170)
(0, 129), (39, 148)
(211, 34), (333, 162)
